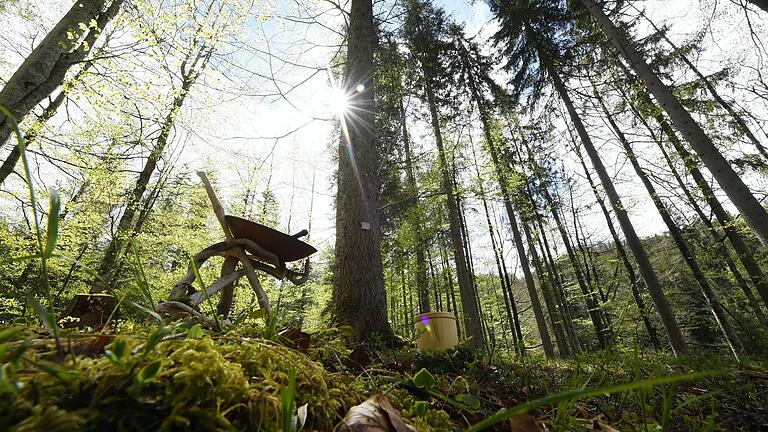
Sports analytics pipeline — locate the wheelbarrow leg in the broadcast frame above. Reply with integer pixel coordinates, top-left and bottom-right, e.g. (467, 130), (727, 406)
(217, 255), (239, 318)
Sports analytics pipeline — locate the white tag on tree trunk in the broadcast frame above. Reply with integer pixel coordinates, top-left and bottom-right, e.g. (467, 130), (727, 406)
(361, 221), (371, 231)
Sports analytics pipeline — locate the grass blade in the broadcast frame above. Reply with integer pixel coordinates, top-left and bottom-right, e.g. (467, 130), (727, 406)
(464, 371), (720, 432)
(44, 188), (61, 258)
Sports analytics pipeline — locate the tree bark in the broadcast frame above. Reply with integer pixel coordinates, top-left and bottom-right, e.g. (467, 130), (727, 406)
(521, 141), (608, 349)
(595, 88), (743, 359)
(399, 99), (430, 313)
(548, 65), (687, 355)
(0, 0), (123, 148)
(331, 0), (393, 340)
(579, 0), (768, 248)
(0, 0), (122, 184)
(521, 209), (571, 357)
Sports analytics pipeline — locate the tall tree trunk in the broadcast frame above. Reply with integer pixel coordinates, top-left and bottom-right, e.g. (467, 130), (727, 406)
(595, 88), (743, 359)
(0, 0), (123, 148)
(641, 14), (768, 161)
(480, 120), (554, 357)
(521, 141), (608, 349)
(613, 66), (768, 311)
(622, 92), (768, 329)
(547, 64), (687, 355)
(573, 143), (660, 348)
(399, 99), (430, 313)
(471, 142), (520, 351)
(521, 208), (571, 357)
(332, 0), (392, 340)
(94, 48), (211, 289)
(532, 208), (583, 353)
(420, 74), (484, 348)
(580, 0), (768, 248)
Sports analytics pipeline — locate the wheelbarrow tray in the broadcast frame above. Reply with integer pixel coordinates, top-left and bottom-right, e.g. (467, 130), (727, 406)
(225, 215), (317, 262)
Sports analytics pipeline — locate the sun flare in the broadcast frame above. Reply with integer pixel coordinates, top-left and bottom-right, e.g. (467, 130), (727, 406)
(328, 89), (349, 116)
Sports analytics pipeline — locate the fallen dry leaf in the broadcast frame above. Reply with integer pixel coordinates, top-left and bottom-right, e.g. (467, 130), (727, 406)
(507, 414), (542, 432)
(336, 394), (415, 432)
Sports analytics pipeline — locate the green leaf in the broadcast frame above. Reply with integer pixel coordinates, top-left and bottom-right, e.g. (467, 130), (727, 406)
(456, 393), (481, 410)
(105, 338), (129, 366)
(0, 253), (43, 265)
(44, 188), (60, 258)
(0, 327), (20, 344)
(27, 295), (56, 336)
(136, 360), (162, 383)
(187, 324), (204, 339)
(144, 326), (172, 355)
(415, 400), (429, 416)
(413, 368), (436, 389)
(281, 366), (297, 432)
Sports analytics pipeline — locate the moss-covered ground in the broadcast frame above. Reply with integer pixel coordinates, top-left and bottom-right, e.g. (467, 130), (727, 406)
(1, 323), (766, 431)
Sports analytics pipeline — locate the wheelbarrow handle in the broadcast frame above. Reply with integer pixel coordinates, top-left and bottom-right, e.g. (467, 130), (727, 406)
(291, 229), (309, 239)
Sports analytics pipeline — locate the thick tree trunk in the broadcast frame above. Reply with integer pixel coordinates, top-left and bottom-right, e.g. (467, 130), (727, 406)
(332, 0), (392, 340)
(0, 0), (122, 148)
(0, 0), (121, 184)
(420, 75), (484, 348)
(548, 66), (687, 355)
(399, 99), (430, 313)
(595, 89), (743, 359)
(647, 19), (768, 161)
(580, 0), (768, 248)
(574, 145), (660, 348)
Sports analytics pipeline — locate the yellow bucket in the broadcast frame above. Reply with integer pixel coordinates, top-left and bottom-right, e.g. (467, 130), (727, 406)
(414, 312), (459, 351)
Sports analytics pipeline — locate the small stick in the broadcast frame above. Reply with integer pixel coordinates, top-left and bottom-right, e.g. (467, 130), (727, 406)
(197, 172), (271, 315)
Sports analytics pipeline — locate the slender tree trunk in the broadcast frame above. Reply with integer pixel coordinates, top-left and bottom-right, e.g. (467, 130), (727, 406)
(331, 0), (392, 339)
(94, 49), (211, 289)
(530, 162), (608, 349)
(548, 65), (687, 355)
(532, 209), (583, 353)
(399, 99), (430, 313)
(595, 88), (743, 359)
(472, 142), (519, 351)
(421, 74), (484, 348)
(480, 121), (554, 357)
(0, 0), (123, 148)
(521, 212), (571, 357)
(573, 144), (660, 348)
(622, 93), (768, 329)
(580, 0), (768, 248)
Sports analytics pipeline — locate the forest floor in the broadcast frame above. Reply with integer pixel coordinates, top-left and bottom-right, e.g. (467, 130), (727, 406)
(1, 322), (767, 431)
